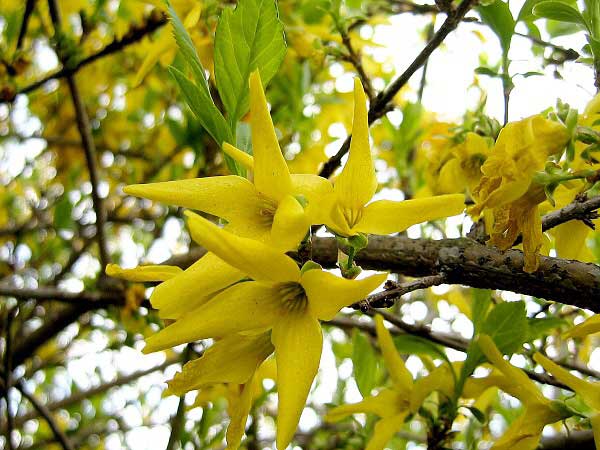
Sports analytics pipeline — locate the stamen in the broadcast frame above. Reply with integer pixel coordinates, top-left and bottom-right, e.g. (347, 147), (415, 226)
(278, 282), (308, 312)
(257, 196), (278, 226)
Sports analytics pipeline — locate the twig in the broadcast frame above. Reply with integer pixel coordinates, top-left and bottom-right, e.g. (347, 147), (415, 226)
(47, 0), (110, 270)
(353, 274), (446, 311)
(166, 346), (192, 450)
(541, 194), (600, 232)
(0, 286), (125, 306)
(2, 10), (167, 103)
(319, 0), (477, 179)
(2, 308), (17, 450)
(12, 380), (74, 450)
(16, 0), (38, 51)
(338, 26), (375, 101)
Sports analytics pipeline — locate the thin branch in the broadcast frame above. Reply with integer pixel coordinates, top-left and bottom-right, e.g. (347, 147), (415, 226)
(2, 10), (167, 103)
(2, 308), (17, 450)
(338, 26), (375, 101)
(12, 380), (74, 450)
(16, 0), (38, 51)
(319, 0), (477, 179)
(0, 286), (125, 307)
(542, 194), (600, 232)
(166, 345), (191, 450)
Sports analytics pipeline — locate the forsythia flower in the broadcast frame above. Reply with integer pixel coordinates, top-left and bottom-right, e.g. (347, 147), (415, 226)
(533, 353), (600, 449)
(564, 314), (600, 339)
(326, 315), (458, 450)
(143, 212), (388, 449)
(477, 335), (571, 450)
(322, 79), (465, 237)
(470, 116), (569, 272)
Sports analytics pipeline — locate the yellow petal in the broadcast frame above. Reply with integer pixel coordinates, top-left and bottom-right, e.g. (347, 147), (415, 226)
(410, 364), (456, 412)
(226, 376), (255, 450)
(222, 142), (254, 172)
(123, 176), (261, 225)
(326, 389), (405, 422)
(290, 173), (334, 223)
(249, 70), (292, 200)
(366, 413), (408, 450)
(166, 333), (273, 396)
(533, 353), (600, 410)
(491, 407), (552, 450)
(185, 211), (301, 283)
(272, 312), (323, 450)
(270, 194), (310, 251)
(182, 3), (202, 28)
(105, 263), (182, 282)
(133, 32), (175, 87)
(333, 79), (377, 212)
(374, 315), (413, 394)
(437, 159), (466, 194)
(477, 335), (546, 405)
(555, 220), (593, 261)
(143, 281), (280, 353)
(521, 205), (542, 273)
(356, 194), (465, 235)
(151, 252), (244, 319)
(563, 315), (600, 339)
(301, 270), (388, 321)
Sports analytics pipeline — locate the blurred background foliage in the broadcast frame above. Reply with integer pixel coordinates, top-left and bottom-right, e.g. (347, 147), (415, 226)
(0, 0), (599, 449)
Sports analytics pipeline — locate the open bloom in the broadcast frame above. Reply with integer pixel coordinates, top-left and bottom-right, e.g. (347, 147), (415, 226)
(143, 211), (387, 449)
(533, 352), (600, 449)
(476, 335), (571, 450)
(469, 116), (569, 272)
(321, 79), (465, 237)
(326, 315), (458, 450)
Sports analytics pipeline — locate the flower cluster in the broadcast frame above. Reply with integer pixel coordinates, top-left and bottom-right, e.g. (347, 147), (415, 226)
(107, 71), (465, 448)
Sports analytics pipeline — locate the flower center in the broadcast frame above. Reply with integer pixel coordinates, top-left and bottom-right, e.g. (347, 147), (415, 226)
(277, 282), (308, 313)
(341, 206), (363, 230)
(257, 196), (278, 227)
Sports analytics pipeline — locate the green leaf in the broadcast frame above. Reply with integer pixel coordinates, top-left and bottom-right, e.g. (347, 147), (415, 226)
(456, 301), (528, 397)
(394, 334), (448, 364)
(475, 66), (500, 78)
(478, 1), (516, 53)
(54, 196), (73, 230)
(533, 2), (590, 31)
(464, 406), (486, 423)
(471, 289), (492, 333)
(169, 67), (232, 147)
(352, 330), (379, 397)
(167, 2), (211, 95)
(214, 0), (287, 125)
(527, 317), (568, 340)
(518, 0), (545, 21)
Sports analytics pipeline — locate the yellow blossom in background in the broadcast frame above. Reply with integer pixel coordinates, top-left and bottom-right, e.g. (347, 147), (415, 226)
(143, 212), (387, 449)
(477, 335), (571, 450)
(326, 315), (458, 450)
(564, 314), (600, 339)
(533, 353), (600, 449)
(470, 116), (569, 272)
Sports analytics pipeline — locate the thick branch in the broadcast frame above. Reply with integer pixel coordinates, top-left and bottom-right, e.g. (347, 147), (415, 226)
(319, 0), (477, 178)
(0, 286), (123, 306)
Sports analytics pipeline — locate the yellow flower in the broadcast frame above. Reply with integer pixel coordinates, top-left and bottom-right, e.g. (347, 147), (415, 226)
(166, 332), (275, 449)
(477, 335), (571, 450)
(323, 79), (465, 237)
(143, 212), (387, 449)
(125, 70), (332, 251)
(470, 116), (569, 272)
(326, 315), (458, 450)
(564, 314), (600, 339)
(533, 352), (600, 449)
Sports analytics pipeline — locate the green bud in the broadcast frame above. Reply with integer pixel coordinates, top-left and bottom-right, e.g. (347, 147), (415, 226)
(300, 260), (322, 275)
(348, 233), (368, 251)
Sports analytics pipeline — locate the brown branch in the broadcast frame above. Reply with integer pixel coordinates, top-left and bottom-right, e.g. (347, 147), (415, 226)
(542, 194), (600, 232)
(0, 286), (124, 307)
(319, 0), (477, 179)
(11, 380), (74, 450)
(2, 10), (167, 103)
(338, 27), (375, 101)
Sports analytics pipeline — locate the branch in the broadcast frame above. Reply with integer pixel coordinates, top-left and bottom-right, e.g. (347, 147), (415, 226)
(319, 0), (477, 179)
(12, 380), (74, 450)
(338, 26), (375, 101)
(2, 10), (167, 103)
(542, 194), (600, 232)
(0, 286), (124, 307)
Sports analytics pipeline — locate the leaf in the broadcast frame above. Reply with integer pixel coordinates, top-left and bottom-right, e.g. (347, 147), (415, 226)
(394, 334), (450, 366)
(471, 289), (492, 334)
(352, 330), (379, 397)
(527, 317), (568, 340)
(214, 0), (287, 125)
(465, 406), (486, 423)
(533, 2), (589, 31)
(167, 1), (210, 94)
(456, 301), (528, 396)
(54, 196), (73, 230)
(475, 66), (500, 78)
(169, 67), (232, 147)
(518, 0), (545, 21)
(478, 1), (516, 53)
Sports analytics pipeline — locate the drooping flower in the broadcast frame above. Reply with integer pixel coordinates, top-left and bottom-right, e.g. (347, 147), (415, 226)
(326, 315), (459, 450)
(166, 332), (275, 449)
(320, 79), (465, 237)
(476, 335), (572, 450)
(563, 314), (600, 339)
(143, 212), (388, 449)
(533, 352), (600, 449)
(470, 116), (570, 272)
